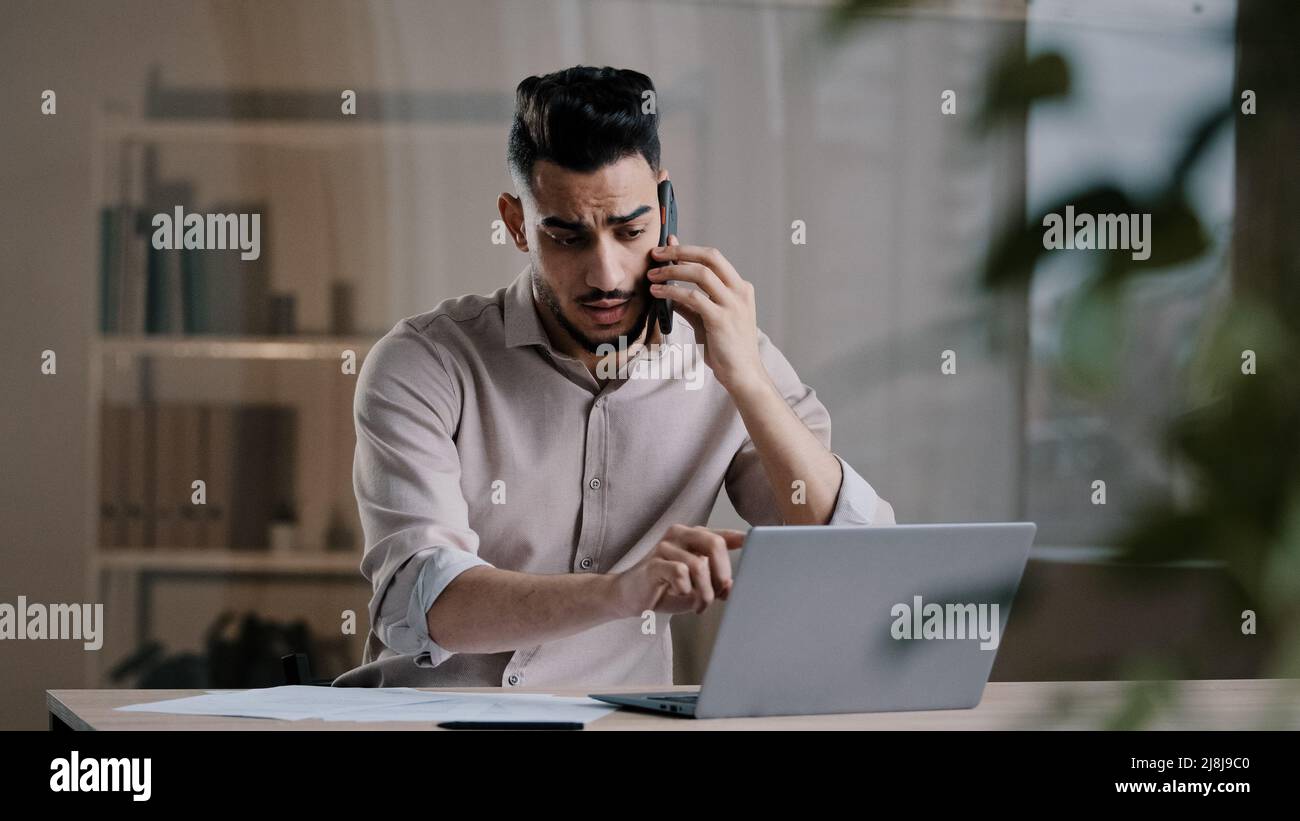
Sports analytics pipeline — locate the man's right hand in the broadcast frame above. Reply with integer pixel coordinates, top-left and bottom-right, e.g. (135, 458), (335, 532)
(609, 525), (747, 617)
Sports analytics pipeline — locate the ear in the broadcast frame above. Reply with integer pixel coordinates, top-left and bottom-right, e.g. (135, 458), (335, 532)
(497, 193), (529, 251)
(656, 167), (669, 184)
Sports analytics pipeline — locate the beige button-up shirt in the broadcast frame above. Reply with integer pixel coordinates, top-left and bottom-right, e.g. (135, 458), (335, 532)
(333, 265), (884, 689)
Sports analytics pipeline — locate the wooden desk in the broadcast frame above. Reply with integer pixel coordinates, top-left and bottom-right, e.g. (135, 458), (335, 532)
(47, 679), (1300, 731)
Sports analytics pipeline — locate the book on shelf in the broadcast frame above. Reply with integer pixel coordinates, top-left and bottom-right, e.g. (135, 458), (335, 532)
(204, 404), (234, 549)
(227, 404), (297, 550)
(205, 201), (270, 337)
(98, 403), (129, 549)
(99, 402), (298, 552)
(176, 403), (207, 548)
(97, 198), (271, 336)
(121, 403), (150, 547)
(151, 403), (184, 547)
(98, 208), (122, 337)
(143, 181), (194, 335)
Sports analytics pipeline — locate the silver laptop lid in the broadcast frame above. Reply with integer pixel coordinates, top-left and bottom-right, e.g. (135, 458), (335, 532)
(695, 523), (1036, 718)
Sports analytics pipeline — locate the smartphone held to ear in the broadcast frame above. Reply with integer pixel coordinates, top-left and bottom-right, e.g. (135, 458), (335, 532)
(648, 179), (678, 336)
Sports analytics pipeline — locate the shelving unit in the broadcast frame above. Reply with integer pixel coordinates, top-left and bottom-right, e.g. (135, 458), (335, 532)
(94, 549), (363, 576)
(100, 116), (501, 147)
(84, 106), (412, 687)
(96, 335), (377, 360)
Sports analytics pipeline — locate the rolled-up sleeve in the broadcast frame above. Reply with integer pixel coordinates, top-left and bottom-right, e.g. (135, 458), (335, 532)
(724, 329), (888, 527)
(353, 319), (493, 669)
(826, 454), (884, 525)
(380, 548), (491, 669)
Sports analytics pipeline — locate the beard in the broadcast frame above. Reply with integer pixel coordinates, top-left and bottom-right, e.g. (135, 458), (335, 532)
(531, 264), (652, 355)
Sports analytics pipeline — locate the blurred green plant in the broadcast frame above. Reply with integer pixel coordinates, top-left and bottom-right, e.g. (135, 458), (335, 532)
(826, 0), (1300, 727)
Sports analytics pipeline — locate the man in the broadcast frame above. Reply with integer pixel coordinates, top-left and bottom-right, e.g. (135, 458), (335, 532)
(334, 66), (894, 689)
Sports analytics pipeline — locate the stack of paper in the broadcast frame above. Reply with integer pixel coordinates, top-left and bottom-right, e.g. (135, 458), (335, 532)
(115, 686), (617, 724)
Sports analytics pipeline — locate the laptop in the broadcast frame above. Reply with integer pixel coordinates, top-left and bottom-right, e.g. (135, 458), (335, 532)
(589, 522), (1036, 718)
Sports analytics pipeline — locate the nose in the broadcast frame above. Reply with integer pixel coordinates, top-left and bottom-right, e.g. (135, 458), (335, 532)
(584, 234), (627, 296)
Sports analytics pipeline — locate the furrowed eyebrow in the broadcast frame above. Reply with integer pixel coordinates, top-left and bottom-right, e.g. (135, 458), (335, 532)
(540, 205), (653, 232)
(608, 205), (653, 225)
(539, 216), (587, 231)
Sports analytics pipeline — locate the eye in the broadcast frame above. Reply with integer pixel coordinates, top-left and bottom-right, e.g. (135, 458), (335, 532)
(549, 233), (584, 248)
(624, 229), (647, 240)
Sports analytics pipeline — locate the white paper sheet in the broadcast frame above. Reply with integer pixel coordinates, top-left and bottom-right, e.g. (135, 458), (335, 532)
(115, 685), (617, 724)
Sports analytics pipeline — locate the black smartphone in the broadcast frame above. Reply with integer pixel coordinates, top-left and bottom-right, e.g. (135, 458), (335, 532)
(647, 179), (678, 336)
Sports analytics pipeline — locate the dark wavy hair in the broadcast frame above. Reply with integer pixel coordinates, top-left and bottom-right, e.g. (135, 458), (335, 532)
(507, 66), (660, 194)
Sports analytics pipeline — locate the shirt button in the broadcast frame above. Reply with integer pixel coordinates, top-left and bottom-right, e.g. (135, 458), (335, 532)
(580, 556), (594, 570)
(507, 674), (519, 686)
(589, 477), (601, 490)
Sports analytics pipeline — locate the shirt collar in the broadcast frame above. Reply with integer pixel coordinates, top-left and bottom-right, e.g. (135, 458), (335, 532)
(503, 265), (550, 349)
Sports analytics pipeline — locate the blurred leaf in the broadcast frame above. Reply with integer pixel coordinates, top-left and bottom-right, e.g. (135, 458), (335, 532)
(1171, 372), (1300, 533)
(1127, 192), (1211, 272)
(1113, 507), (1217, 566)
(975, 51), (1071, 134)
(1109, 479), (1278, 604)
(1103, 663), (1181, 730)
(1262, 489), (1300, 611)
(820, 0), (909, 44)
(1186, 297), (1293, 406)
(982, 185), (1137, 290)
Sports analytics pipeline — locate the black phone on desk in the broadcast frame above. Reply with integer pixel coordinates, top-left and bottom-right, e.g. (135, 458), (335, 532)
(647, 179), (678, 336)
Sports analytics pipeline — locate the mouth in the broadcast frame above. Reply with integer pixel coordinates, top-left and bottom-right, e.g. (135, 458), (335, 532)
(579, 298), (631, 326)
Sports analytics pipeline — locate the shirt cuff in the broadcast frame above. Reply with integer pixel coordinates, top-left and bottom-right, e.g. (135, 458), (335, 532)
(400, 547), (493, 669)
(827, 453), (882, 526)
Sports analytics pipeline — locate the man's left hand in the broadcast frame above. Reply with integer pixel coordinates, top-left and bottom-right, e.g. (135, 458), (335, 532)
(647, 236), (768, 394)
